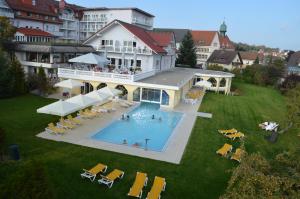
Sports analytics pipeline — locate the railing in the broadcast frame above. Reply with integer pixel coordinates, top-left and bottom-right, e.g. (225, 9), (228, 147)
(57, 68), (155, 82)
(81, 17), (107, 22)
(20, 61), (69, 68)
(97, 46), (152, 55)
(0, 11), (14, 18)
(132, 18), (153, 27)
(60, 15), (76, 21)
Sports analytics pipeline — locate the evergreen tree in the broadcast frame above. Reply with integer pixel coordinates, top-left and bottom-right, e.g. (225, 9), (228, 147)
(37, 67), (48, 96)
(9, 58), (27, 95)
(176, 31), (197, 67)
(0, 49), (13, 98)
(0, 16), (16, 47)
(253, 56), (259, 64)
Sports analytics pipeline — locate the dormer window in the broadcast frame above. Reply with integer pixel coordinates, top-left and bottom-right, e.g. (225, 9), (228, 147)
(32, 0), (36, 6)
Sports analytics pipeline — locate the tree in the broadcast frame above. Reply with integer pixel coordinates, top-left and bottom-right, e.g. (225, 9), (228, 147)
(222, 152), (300, 199)
(0, 49), (13, 98)
(9, 58), (27, 95)
(286, 85), (300, 128)
(176, 31), (197, 67)
(37, 67), (49, 96)
(0, 16), (16, 46)
(279, 74), (300, 94)
(254, 56), (259, 64)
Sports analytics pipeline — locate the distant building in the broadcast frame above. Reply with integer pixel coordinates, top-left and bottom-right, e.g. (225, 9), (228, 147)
(80, 7), (154, 40)
(287, 51), (300, 76)
(207, 50), (243, 71)
(153, 28), (189, 50)
(0, 0), (14, 19)
(239, 51), (264, 67)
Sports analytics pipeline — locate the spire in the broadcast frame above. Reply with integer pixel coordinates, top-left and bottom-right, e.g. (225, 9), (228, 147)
(219, 21), (227, 37)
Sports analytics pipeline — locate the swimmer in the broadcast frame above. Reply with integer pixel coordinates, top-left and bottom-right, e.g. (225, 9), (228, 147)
(152, 114), (155, 119)
(122, 139), (127, 145)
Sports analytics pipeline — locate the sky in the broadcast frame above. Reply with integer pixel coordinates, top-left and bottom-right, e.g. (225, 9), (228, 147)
(69, 0), (300, 51)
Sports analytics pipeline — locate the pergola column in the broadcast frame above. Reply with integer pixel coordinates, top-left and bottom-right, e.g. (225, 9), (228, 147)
(225, 77), (230, 95)
(216, 77), (221, 93)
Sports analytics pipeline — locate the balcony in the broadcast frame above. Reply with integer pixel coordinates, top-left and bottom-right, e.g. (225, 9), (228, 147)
(97, 46), (152, 55)
(81, 17), (107, 22)
(57, 68), (156, 83)
(60, 15), (76, 21)
(132, 18), (153, 27)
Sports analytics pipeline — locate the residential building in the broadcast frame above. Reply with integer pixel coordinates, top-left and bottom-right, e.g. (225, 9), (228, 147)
(239, 51), (264, 67)
(287, 51), (300, 76)
(0, 0), (14, 19)
(58, 0), (82, 42)
(79, 7), (154, 40)
(12, 43), (94, 76)
(153, 28), (189, 50)
(207, 50), (243, 71)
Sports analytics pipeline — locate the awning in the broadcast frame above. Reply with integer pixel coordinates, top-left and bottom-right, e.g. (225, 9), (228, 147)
(65, 94), (99, 109)
(54, 79), (83, 89)
(68, 53), (110, 67)
(37, 100), (80, 117)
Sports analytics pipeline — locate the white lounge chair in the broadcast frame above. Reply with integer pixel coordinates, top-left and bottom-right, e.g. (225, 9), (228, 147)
(119, 101), (129, 108)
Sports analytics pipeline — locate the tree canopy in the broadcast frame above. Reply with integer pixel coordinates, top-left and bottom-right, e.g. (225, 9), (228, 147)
(176, 31), (197, 67)
(286, 84), (300, 128)
(0, 16), (16, 46)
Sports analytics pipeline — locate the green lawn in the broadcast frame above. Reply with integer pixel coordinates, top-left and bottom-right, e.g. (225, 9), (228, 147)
(0, 82), (298, 199)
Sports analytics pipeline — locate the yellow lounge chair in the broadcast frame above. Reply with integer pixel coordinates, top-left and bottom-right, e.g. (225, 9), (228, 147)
(81, 163), (108, 182)
(98, 169), (125, 188)
(59, 118), (76, 129)
(78, 110), (92, 119)
(84, 109), (98, 117)
(146, 176), (166, 199)
(218, 128), (238, 135)
(231, 148), (245, 162)
(226, 132), (245, 140)
(216, 143), (233, 157)
(67, 115), (82, 125)
(46, 123), (66, 135)
(128, 172), (148, 198)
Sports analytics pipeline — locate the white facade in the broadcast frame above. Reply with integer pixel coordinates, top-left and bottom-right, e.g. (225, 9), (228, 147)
(80, 9), (154, 40)
(195, 33), (220, 67)
(0, 0), (14, 19)
(59, 8), (80, 42)
(84, 22), (175, 76)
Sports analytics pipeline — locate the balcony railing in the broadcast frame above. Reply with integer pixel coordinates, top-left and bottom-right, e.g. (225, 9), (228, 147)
(20, 61), (69, 69)
(57, 68), (156, 83)
(0, 11), (14, 18)
(97, 46), (152, 55)
(132, 18), (153, 27)
(81, 17), (107, 22)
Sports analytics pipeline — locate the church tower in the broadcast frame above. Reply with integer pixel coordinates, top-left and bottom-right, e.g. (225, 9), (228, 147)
(219, 21), (227, 37)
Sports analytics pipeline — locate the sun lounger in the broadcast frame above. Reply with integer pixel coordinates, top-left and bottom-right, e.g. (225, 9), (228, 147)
(98, 169), (124, 188)
(146, 176), (166, 199)
(67, 115), (82, 125)
(78, 110), (92, 119)
(92, 106), (109, 113)
(84, 109), (99, 117)
(80, 163), (108, 182)
(226, 132), (245, 140)
(128, 172), (148, 198)
(218, 128), (238, 135)
(231, 148), (245, 162)
(45, 123), (66, 135)
(122, 100), (134, 106)
(58, 118), (76, 129)
(216, 143), (233, 157)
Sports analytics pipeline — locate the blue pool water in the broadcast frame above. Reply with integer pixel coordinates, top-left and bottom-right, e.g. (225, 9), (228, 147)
(91, 102), (183, 151)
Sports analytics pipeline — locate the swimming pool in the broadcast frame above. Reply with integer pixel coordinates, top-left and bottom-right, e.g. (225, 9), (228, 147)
(91, 102), (183, 151)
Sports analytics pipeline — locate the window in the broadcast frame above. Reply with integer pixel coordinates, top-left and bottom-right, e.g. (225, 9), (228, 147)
(133, 42), (137, 47)
(141, 88), (161, 103)
(27, 12), (32, 17)
(156, 60), (160, 67)
(133, 88), (141, 102)
(45, 16), (48, 20)
(32, 0), (36, 5)
(136, 60), (141, 67)
(161, 90), (169, 105)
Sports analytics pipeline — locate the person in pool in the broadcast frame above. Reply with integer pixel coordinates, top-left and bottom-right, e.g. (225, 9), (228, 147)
(126, 115), (130, 120)
(152, 114), (155, 119)
(122, 139), (127, 145)
(158, 117), (162, 122)
(121, 114), (125, 120)
(132, 142), (140, 147)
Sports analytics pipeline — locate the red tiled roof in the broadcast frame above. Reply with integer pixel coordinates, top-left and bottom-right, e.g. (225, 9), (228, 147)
(191, 31), (218, 46)
(17, 27), (54, 36)
(6, 0), (59, 16)
(240, 51), (264, 61)
(146, 31), (173, 47)
(219, 34), (235, 49)
(118, 20), (168, 54)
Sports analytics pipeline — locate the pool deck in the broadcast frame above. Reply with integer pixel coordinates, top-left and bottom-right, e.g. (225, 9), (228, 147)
(37, 98), (203, 164)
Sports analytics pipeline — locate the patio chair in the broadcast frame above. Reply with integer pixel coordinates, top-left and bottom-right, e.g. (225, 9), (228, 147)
(45, 123), (66, 135)
(67, 115), (82, 125)
(218, 128), (238, 135)
(84, 109), (99, 117)
(59, 118), (76, 129)
(80, 163), (108, 182)
(216, 143), (233, 157)
(230, 148), (245, 162)
(128, 172), (148, 198)
(98, 169), (124, 188)
(226, 132), (245, 140)
(78, 110), (93, 119)
(146, 176), (166, 199)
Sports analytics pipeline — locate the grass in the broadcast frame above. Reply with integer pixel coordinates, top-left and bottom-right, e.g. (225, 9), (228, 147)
(0, 82), (298, 198)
